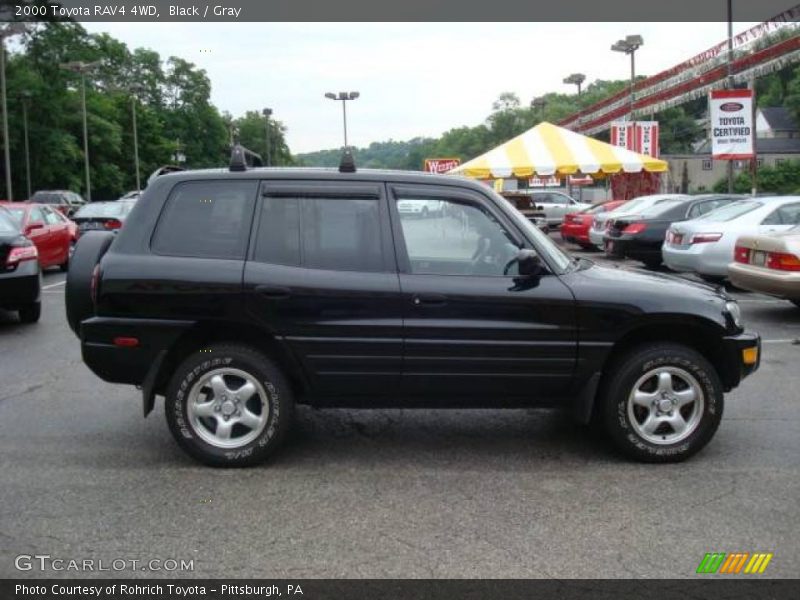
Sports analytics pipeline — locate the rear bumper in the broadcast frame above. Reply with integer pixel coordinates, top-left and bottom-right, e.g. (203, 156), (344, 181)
(0, 260), (41, 309)
(728, 262), (800, 300)
(561, 224), (590, 244)
(80, 316), (194, 385)
(662, 244), (730, 277)
(722, 331), (761, 389)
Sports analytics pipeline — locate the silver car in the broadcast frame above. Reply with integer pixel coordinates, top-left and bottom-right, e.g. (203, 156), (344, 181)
(588, 194), (688, 248)
(530, 191), (591, 228)
(663, 197), (800, 280)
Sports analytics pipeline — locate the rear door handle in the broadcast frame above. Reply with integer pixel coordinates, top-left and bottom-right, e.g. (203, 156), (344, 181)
(412, 293), (447, 307)
(255, 285), (291, 300)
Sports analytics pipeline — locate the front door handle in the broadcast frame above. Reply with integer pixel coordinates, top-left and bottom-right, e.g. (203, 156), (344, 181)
(255, 285), (291, 300)
(412, 293), (447, 307)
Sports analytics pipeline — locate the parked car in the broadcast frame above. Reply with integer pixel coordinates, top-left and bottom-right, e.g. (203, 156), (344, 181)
(30, 190), (85, 217)
(588, 194), (688, 248)
(65, 149), (760, 467)
(728, 227), (800, 308)
(71, 200), (136, 238)
(561, 200), (626, 249)
(501, 192), (542, 223)
(119, 191), (141, 200)
(604, 195), (743, 268)
(0, 205), (41, 323)
(0, 202), (74, 271)
(396, 198), (444, 218)
(530, 191), (591, 228)
(663, 197), (800, 281)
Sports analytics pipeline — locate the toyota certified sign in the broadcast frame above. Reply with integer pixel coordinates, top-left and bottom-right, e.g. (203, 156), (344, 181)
(424, 158), (461, 174)
(710, 89), (754, 160)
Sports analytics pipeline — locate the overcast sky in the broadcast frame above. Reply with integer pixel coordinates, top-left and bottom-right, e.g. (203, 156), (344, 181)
(84, 22), (758, 154)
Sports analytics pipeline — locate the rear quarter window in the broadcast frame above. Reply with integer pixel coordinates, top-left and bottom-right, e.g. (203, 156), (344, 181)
(151, 180), (258, 259)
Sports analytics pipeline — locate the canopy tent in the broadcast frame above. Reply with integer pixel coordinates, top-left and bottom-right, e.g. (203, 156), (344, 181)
(447, 121), (668, 180)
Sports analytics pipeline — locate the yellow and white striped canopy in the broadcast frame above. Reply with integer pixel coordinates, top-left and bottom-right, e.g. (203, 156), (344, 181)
(447, 121), (667, 179)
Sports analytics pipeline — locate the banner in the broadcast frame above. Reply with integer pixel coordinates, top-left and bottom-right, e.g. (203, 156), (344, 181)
(710, 89), (754, 160)
(635, 121), (660, 158)
(424, 158), (460, 174)
(610, 121), (635, 150)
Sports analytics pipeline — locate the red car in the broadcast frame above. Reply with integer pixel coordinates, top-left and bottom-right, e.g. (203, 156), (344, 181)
(0, 202), (77, 271)
(561, 200), (626, 249)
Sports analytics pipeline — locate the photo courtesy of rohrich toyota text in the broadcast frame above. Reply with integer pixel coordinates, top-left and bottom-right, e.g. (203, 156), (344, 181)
(0, 0), (798, 598)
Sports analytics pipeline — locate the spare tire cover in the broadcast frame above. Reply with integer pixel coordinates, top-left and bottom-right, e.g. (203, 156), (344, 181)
(65, 231), (115, 336)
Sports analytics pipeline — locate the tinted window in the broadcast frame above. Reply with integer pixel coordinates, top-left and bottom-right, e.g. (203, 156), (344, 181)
(254, 196), (383, 272)
(31, 192), (65, 205)
(151, 181), (257, 259)
(395, 197), (521, 276)
(75, 202), (133, 219)
(638, 199), (687, 219)
(0, 208), (19, 234)
(762, 203), (800, 226)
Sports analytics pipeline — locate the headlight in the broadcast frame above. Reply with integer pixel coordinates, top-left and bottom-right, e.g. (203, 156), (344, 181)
(725, 301), (743, 329)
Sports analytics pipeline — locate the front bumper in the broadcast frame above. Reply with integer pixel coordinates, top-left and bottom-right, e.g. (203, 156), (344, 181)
(722, 331), (761, 389)
(728, 262), (800, 300)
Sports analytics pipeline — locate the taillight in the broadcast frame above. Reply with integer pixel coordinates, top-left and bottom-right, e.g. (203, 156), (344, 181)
(622, 222), (647, 235)
(89, 264), (100, 304)
(734, 245), (750, 264)
(6, 244), (38, 267)
(691, 233), (723, 244)
(104, 219), (122, 230)
(766, 251), (800, 271)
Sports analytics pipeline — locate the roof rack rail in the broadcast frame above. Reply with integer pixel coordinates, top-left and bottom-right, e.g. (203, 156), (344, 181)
(145, 164), (186, 188)
(339, 148), (356, 173)
(230, 143), (263, 172)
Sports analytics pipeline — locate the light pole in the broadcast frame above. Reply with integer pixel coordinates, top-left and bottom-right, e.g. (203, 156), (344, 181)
(20, 90), (31, 199)
(726, 0), (735, 193)
(611, 35), (644, 120)
(262, 107), (272, 166)
(128, 84), (145, 192)
(60, 60), (101, 201)
(324, 91), (359, 148)
(0, 23), (28, 201)
(563, 73), (586, 96)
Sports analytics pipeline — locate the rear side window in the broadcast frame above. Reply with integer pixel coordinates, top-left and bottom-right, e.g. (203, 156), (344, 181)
(254, 196), (383, 272)
(762, 203), (800, 226)
(151, 181), (257, 259)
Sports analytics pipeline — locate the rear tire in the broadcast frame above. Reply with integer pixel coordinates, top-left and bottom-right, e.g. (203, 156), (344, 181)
(600, 343), (723, 463)
(18, 302), (41, 324)
(642, 259), (662, 270)
(165, 344), (294, 468)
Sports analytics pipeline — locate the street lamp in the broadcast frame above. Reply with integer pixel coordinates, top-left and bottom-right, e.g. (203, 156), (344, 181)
(611, 34), (644, 120)
(60, 60), (101, 201)
(531, 96), (547, 119)
(0, 22), (28, 201)
(324, 91), (359, 148)
(20, 90), (32, 199)
(262, 107), (272, 166)
(563, 73), (586, 96)
(128, 83), (145, 192)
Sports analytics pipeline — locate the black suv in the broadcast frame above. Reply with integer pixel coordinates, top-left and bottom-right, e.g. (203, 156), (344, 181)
(66, 150), (761, 467)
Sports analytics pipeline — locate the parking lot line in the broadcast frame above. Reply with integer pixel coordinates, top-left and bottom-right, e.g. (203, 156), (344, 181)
(763, 339), (800, 344)
(42, 280), (67, 290)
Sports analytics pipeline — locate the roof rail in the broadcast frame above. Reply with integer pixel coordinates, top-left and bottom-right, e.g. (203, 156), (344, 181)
(230, 143), (263, 172)
(339, 148), (356, 173)
(145, 164), (186, 188)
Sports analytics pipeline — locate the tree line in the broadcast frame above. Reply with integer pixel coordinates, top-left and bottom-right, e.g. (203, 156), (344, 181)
(1, 22), (293, 201)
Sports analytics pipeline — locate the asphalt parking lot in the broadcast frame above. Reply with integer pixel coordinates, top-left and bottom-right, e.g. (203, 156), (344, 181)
(1, 235), (798, 579)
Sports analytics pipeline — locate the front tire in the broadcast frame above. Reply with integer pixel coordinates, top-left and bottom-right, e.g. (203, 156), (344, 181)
(600, 343), (723, 463)
(165, 344), (293, 467)
(18, 302), (41, 324)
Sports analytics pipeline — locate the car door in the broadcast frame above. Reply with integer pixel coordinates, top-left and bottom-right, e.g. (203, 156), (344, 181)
(243, 180), (403, 397)
(25, 206), (53, 266)
(42, 206), (69, 264)
(760, 202), (800, 234)
(388, 183), (577, 399)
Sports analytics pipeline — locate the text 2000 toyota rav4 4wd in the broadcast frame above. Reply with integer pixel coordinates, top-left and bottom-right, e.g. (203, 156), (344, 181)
(66, 149), (760, 467)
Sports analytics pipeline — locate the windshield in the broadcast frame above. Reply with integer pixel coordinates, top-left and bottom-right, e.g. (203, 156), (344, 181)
(31, 192), (63, 204)
(638, 199), (686, 218)
(696, 200), (762, 222)
(5, 207), (25, 225)
(0, 208), (20, 235)
(74, 202), (133, 219)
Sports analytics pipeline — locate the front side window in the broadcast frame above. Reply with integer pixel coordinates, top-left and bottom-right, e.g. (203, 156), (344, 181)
(254, 196), (383, 272)
(395, 197), (521, 276)
(151, 180), (257, 259)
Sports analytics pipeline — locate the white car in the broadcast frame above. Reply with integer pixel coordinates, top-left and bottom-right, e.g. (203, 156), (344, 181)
(663, 197), (800, 280)
(530, 191), (591, 228)
(397, 199), (444, 218)
(588, 194), (688, 248)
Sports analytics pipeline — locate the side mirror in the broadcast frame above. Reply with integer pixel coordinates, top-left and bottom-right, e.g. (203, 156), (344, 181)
(504, 248), (545, 277)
